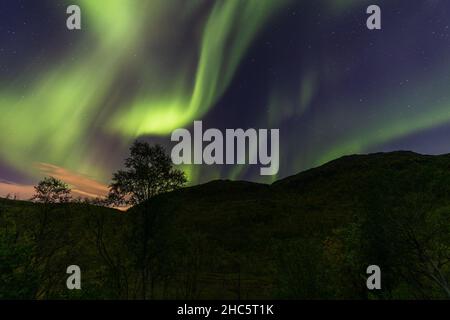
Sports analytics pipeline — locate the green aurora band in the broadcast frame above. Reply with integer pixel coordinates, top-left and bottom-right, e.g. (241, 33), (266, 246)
(2, 0), (450, 188)
(0, 0), (290, 183)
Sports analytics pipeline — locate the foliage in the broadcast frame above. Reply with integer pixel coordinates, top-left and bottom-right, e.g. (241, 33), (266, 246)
(0, 232), (38, 299)
(31, 177), (71, 204)
(1, 151), (450, 299)
(108, 141), (187, 206)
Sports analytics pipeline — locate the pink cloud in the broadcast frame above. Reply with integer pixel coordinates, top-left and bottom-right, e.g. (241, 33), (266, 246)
(0, 180), (35, 200)
(35, 163), (109, 199)
(0, 164), (129, 210)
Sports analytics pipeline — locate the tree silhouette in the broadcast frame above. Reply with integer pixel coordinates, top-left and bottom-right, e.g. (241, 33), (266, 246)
(28, 177), (72, 298)
(31, 177), (72, 204)
(108, 141), (187, 206)
(107, 141), (187, 299)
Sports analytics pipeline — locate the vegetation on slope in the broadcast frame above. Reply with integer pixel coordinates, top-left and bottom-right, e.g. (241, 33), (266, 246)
(2, 151), (450, 299)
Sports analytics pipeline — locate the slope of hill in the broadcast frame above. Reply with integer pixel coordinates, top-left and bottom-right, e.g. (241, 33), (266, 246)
(2, 151), (450, 299)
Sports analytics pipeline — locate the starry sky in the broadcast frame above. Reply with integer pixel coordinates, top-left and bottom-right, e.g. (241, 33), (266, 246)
(1, 0), (450, 198)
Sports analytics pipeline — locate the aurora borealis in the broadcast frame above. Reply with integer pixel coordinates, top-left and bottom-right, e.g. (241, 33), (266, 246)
(1, 0), (450, 198)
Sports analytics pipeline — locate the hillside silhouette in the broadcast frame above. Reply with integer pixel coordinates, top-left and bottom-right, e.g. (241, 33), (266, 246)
(2, 151), (450, 299)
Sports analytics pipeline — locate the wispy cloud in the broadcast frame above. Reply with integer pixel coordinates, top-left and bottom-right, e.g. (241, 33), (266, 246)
(0, 180), (34, 200)
(35, 163), (109, 199)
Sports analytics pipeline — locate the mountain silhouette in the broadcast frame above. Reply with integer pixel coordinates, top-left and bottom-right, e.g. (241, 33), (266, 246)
(2, 151), (450, 299)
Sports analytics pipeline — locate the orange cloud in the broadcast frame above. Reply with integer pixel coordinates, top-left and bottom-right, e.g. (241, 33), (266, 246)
(35, 163), (109, 199)
(0, 180), (35, 200)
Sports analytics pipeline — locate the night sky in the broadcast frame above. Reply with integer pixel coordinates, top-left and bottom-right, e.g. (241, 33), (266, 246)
(1, 0), (450, 198)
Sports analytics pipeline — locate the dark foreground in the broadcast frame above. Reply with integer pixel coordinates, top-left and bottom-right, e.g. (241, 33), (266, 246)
(2, 151), (450, 299)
